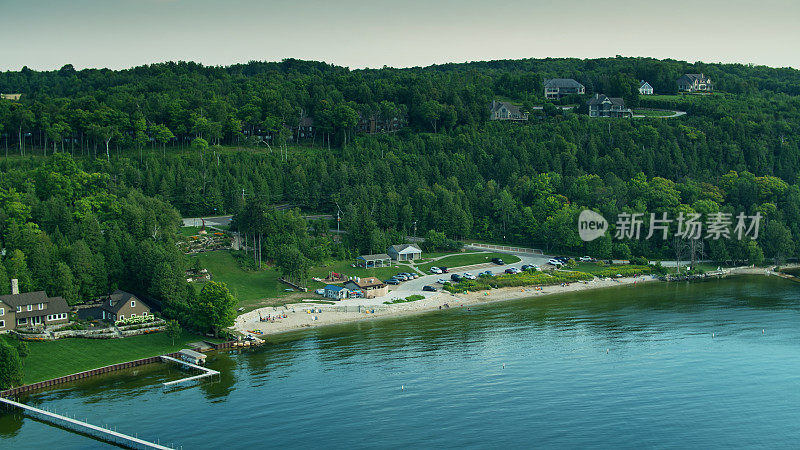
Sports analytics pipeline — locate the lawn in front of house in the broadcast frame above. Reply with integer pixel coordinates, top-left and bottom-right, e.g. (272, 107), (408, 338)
(417, 252), (520, 272)
(5, 332), (222, 385)
(192, 250), (290, 307)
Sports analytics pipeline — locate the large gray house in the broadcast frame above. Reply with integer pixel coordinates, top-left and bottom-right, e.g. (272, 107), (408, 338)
(0, 279), (70, 330)
(544, 78), (585, 99)
(587, 94), (633, 118)
(489, 101), (528, 121)
(677, 73), (713, 92)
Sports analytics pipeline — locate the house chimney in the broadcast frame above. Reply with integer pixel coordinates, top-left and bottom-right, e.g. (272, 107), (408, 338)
(11, 278), (18, 295)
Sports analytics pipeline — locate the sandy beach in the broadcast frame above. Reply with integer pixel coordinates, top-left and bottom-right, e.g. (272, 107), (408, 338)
(233, 274), (661, 337)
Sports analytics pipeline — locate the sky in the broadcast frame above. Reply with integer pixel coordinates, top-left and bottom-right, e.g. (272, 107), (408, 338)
(2, 0), (799, 71)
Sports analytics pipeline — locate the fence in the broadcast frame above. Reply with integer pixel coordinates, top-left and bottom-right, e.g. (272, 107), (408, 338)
(467, 243), (544, 255)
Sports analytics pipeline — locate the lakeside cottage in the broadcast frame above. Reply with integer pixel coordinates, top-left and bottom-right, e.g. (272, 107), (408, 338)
(587, 94), (633, 118)
(387, 243), (423, 261)
(0, 279), (70, 331)
(543, 78), (585, 99)
(677, 73), (713, 92)
(639, 81), (654, 95)
(489, 101), (528, 121)
(343, 277), (388, 299)
(77, 290), (152, 322)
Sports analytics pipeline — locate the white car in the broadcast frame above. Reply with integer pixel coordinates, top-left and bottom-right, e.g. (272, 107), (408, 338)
(437, 278), (450, 284)
(579, 256), (593, 262)
(315, 288), (325, 295)
(548, 259), (563, 266)
(430, 267), (442, 274)
(463, 272), (477, 280)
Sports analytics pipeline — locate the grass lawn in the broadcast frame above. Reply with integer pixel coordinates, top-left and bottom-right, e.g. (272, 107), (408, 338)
(5, 332), (221, 385)
(571, 261), (613, 274)
(633, 109), (675, 117)
(180, 226), (203, 237)
(417, 252), (520, 272)
(193, 251), (290, 308)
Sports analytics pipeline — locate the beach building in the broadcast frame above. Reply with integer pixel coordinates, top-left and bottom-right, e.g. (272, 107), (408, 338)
(355, 253), (392, 268)
(387, 244), (423, 261)
(323, 285), (350, 300)
(344, 277), (388, 299)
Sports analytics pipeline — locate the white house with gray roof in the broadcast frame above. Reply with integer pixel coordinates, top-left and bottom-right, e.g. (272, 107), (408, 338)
(489, 101), (528, 121)
(387, 244), (422, 261)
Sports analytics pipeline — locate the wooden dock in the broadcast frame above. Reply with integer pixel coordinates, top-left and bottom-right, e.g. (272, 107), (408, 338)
(160, 355), (220, 386)
(0, 397), (174, 449)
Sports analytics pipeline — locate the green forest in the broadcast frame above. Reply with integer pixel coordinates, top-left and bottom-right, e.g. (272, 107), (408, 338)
(1, 56), (799, 315)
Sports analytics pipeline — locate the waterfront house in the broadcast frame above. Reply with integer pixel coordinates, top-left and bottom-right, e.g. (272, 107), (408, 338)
(387, 244), (423, 261)
(639, 81), (654, 95)
(323, 284), (350, 300)
(343, 277), (388, 299)
(355, 253), (393, 268)
(0, 279), (70, 329)
(677, 73), (713, 92)
(587, 94), (633, 118)
(489, 101), (528, 121)
(544, 79), (585, 99)
(78, 290), (152, 322)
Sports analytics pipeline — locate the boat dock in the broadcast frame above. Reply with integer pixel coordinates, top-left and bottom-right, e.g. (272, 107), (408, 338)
(0, 397), (174, 449)
(160, 355), (220, 386)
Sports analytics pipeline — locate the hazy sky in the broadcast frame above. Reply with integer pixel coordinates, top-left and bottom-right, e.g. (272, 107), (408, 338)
(2, 0), (799, 71)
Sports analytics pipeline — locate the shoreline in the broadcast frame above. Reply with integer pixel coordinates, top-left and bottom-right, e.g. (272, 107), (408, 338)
(234, 275), (659, 338)
(233, 266), (785, 339)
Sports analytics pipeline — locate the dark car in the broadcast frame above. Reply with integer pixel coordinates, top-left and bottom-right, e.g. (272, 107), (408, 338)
(521, 264), (533, 271)
(440, 266), (449, 273)
(422, 285), (437, 292)
(504, 268), (516, 274)
(384, 279), (400, 285)
(479, 270), (493, 277)
(492, 258), (505, 265)
(450, 273), (462, 281)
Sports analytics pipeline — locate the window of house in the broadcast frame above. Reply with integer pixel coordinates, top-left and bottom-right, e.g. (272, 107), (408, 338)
(39, 303), (44, 310)
(0, 320), (4, 328)
(17, 306), (21, 313)
(0, 308), (4, 316)
(131, 300), (136, 308)
(131, 313), (136, 318)
(143, 312), (148, 316)
(27, 305), (32, 311)
(18, 318), (26, 324)
(61, 313), (66, 319)
(119, 315), (124, 320)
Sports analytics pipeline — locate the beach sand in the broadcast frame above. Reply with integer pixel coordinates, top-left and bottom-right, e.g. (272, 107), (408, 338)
(233, 275), (659, 337)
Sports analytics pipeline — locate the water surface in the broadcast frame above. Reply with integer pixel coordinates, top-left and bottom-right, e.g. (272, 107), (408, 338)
(2, 276), (799, 448)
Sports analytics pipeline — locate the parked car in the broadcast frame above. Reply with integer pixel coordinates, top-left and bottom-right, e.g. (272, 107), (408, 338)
(491, 258), (505, 265)
(521, 264), (532, 271)
(315, 288), (325, 295)
(504, 268), (516, 274)
(548, 258), (563, 266)
(409, 273), (419, 279)
(579, 256), (594, 262)
(394, 274), (408, 281)
(463, 272), (477, 280)
(479, 270), (493, 277)
(385, 279), (400, 285)
(437, 278), (450, 284)
(422, 285), (438, 292)
(430, 267), (443, 274)
(450, 273), (462, 281)
(440, 266), (449, 273)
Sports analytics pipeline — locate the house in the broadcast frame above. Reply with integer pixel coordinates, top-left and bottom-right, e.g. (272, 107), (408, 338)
(77, 290), (152, 322)
(355, 253), (392, 268)
(677, 73), (713, 92)
(489, 101), (528, 121)
(358, 113), (407, 134)
(323, 284), (350, 300)
(0, 279), (70, 330)
(639, 81), (654, 95)
(543, 79), (585, 99)
(297, 117), (314, 139)
(0, 93), (22, 101)
(387, 244), (423, 261)
(587, 94), (633, 118)
(343, 277), (388, 299)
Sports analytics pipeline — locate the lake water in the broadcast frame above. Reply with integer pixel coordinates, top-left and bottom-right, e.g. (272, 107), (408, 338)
(2, 275), (799, 448)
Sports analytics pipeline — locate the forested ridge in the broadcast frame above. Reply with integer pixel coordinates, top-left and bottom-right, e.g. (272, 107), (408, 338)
(0, 57), (799, 311)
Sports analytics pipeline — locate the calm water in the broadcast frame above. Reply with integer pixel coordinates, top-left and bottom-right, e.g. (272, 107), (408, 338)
(2, 276), (800, 449)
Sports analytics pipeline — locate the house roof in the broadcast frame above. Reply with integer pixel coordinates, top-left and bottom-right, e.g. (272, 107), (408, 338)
(490, 101), (524, 116)
(679, 73), (710, 83)
(105, 290), (146, 314)
(587, 94), (626, 107)
(0, 291), (49, 307)
(388, 244), (422, 254)
(357, 253), (392, 260)
(544, 78), (584, 89)
(345, 277), (385, 288)
(640, 80), (652, 88)
(324, 284), (347, 292)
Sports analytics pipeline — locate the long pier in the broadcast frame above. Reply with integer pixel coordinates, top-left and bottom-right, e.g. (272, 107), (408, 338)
(0, 397), (173, 449)
(160, 355), (220, 386)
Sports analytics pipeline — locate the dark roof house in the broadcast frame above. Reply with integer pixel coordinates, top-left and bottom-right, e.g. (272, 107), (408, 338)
(587, 94), (633, 118)
(77, 290), (152, 322)
(0, 280), (70, 329)
(677, 73), (713, 92)
(544, 79), (585, 99)
(489, 101), (528, 121)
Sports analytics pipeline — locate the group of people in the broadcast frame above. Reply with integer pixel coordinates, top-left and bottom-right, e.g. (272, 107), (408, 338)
(259, 312), (287, 322)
